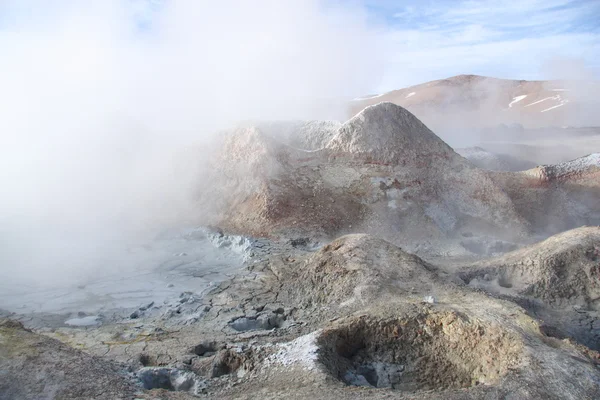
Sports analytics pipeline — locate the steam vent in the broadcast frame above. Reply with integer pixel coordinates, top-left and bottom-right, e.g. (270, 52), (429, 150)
(2, 6), (600, 397)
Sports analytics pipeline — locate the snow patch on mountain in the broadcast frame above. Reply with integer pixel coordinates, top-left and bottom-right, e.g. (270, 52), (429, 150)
(352, 93), (383, 101)
(541, 99), (569, 113)
(508, 95), (527, 108)
(525, 96), (560, 107)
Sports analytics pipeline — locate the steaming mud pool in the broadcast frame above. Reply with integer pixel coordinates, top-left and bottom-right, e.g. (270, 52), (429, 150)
(0, 227), (251, 327)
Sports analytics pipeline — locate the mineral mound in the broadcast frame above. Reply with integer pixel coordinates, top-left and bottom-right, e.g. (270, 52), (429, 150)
(462, 226), (600, 309)
(491, 154), (600, 234)
(202, 102), (528, 256)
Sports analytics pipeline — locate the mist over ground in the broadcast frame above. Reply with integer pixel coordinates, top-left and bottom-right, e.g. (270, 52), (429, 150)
(1, 1), (598, 289)
(0, 0), (383, 287)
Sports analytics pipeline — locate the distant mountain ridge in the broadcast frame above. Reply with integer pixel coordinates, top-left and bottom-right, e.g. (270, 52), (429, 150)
(349, 74), (600, 135)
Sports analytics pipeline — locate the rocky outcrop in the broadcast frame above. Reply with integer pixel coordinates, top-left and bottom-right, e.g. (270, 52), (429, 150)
(462, 226), (600, 309)
(0, 319), (137, 399)
(461, 226), (600, 351)
(276, 234), (438, 310)
(525, 153), (600, 182)
(326, 102), (453, 164)
(202, 102), (528, 254)
(491, 154), (600, 234)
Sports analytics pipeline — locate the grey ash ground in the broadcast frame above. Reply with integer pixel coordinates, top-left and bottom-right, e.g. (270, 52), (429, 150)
(2, 102), (600, 399)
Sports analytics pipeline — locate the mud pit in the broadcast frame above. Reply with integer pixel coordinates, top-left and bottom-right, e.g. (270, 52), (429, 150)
(317, 312), (522, 392)
(229, 313), (287, 332)
(0, 227), (250, 326)
(137, 367), (206, 394)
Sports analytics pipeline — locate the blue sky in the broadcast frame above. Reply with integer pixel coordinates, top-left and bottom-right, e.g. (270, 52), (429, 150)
(0, 0), (598, 93)
(360, 0), (600, 90)
(126, 0), (600, 90)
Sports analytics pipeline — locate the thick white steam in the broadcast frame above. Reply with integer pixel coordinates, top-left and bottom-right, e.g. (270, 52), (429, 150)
(0, 0), (382, 287)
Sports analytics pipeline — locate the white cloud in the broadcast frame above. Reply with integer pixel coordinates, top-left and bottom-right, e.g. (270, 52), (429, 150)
(374, 0), (600, 90)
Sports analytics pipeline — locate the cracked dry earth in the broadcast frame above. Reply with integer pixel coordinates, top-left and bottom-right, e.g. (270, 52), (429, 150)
(4, 232), (600, 399)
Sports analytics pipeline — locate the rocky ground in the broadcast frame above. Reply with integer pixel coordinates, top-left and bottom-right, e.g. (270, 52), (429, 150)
(3, 230), (600, 399)
(2, 103), (600, 399)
